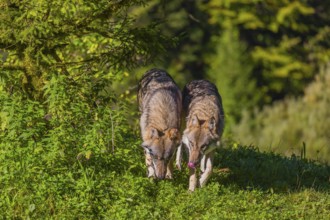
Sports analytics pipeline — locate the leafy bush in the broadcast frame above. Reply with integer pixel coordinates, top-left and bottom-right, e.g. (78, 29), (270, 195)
(233, 64), (330, 163)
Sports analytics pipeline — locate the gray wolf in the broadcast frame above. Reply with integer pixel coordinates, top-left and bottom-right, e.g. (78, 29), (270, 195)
(138, 68), (182, 179)
(176, 80), (224, 191)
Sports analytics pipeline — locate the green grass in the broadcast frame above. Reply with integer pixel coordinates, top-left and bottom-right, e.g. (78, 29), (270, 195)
(1, 143), (329, 219)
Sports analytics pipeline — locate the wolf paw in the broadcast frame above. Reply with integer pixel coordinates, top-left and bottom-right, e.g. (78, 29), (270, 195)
(188, 186), (196, 192)
(165, 174), (173, 179)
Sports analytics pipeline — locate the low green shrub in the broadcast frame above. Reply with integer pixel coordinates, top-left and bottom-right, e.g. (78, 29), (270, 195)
(233, 64), (330, 163)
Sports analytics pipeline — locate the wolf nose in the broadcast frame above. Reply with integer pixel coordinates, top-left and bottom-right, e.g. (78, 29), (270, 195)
(156, 172), (166, 180)
(188, 162), (195, 169)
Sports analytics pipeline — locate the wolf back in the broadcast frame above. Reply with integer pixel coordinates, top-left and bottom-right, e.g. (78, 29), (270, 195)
(182, 80), (224, 135)
(138, 69), (182, 129)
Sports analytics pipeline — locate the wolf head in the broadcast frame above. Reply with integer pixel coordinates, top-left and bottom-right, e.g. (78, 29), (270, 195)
(142, 127), (180, 179)
(182, 115), (219, 169)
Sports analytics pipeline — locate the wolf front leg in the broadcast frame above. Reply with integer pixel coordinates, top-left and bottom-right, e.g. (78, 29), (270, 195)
(166, 154), (175, 179)
(199, 152), (214, 187)
(175, 143), (183, 171)
(145, 152), (155, 178)
(200, 154), (206, 173)
(189, 168), (197, 191)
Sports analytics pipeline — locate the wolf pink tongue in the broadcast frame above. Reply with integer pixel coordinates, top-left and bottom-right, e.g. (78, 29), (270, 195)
(188, 162), (195, 168)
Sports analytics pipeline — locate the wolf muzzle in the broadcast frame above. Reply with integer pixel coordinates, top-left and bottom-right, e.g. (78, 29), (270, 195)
(188, 162), (195, 169)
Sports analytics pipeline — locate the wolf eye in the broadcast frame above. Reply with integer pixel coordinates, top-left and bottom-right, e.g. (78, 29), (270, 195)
(143, 146), (153, 155)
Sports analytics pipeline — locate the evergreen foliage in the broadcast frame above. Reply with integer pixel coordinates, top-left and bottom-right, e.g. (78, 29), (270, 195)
(0, 0), (175, 152)
(206, 0), (330, 103)
(131, 0), (216, 84)
(0, 0), (175, 99)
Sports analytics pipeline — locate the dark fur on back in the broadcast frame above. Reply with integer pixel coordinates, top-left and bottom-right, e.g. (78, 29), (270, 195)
(183, 80), (221, 105)
(138, 68), (181, 130)
(183, 80), (224, 135)
(138, 69), (177, 111)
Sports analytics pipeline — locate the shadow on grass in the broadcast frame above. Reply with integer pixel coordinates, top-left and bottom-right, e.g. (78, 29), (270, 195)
(212, 145), (330, 192)
(79, 143), (329, 193)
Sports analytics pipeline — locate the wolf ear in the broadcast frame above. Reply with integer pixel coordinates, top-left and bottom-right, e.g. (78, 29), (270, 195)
(168, 128), (180, 141)
(150, 127), (159, 139)
(143, 127), (160, 140)
(209, 117), (216, 131)
(190, 115), (199, 126)
(141, 143), (148, 151)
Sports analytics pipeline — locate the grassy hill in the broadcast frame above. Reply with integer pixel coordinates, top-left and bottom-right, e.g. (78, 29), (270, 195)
(1, 141), (329, 219)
